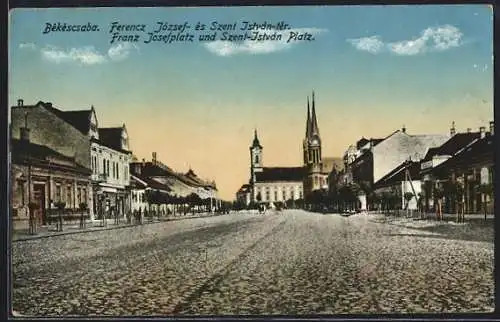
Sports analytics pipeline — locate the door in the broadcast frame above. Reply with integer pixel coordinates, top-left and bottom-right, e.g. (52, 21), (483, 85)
(33, 184), (46, 225)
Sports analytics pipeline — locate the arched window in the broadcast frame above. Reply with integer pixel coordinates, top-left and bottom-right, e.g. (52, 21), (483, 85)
(255, 155), (259, 164)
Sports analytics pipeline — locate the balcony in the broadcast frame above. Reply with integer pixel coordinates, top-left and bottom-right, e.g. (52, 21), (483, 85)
(91, 173), (108, 182)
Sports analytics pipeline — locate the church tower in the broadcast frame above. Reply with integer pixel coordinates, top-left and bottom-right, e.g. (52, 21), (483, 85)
(303, 91), (323, 197)
(250, 129), (263, 185)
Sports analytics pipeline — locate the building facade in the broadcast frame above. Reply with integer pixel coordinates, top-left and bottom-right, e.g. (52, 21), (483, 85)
(421, 122), (494, 214)
(10, 100), (92, 228)
(91, 126), (132, 219)
(302, 92), (330, 197)
(38, 102), (133, 219)
(236, 92), (341, 207)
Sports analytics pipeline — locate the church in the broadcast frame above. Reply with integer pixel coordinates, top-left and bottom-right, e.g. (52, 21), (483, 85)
(236, 91), (341, 206)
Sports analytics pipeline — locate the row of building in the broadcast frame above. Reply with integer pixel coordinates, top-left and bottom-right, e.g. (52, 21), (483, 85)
(340, 122), (494, 214)
(235, 91), (494, 215)
(10, 100), (219, 229)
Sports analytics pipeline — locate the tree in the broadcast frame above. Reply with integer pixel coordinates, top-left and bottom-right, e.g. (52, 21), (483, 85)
(54, 201), (66, 231)
(79, 202), (88, 229)
(433, 185), (445, 221)
(479, 183), (493, 221)
(256, 192), (262, 203)
(403, 192), (415, 217)
(417, 192), (424, 219)
(445, 180), (465, 223)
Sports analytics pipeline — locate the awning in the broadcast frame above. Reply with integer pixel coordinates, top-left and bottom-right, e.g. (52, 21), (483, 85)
(100, 187), (118, 193)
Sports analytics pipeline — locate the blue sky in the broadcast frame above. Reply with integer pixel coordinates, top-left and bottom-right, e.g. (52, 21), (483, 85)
(9, 5), (494, 199)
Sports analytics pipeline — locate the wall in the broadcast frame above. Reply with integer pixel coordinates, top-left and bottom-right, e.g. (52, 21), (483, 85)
(400, 180), (422, 210)
(91, 141), (131, 188)
(373, 131), (448, 184)
(254, 181), (303, 203)
(11, 105), (91, 169)
(131, 188), (147, 211)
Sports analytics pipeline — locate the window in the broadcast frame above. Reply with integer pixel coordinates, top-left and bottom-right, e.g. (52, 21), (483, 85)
(103, 159), (106, 175)
(82, 188), (87, 203)
(56, 184), (62, 202)
(274, 190), (278, 201)
(16, 180), (25, 206)
(255, 155), (259, 164)
(265, 191), (270, 201)
(107, 160), (110, 176)
(117, 163), (120, 179)
(77, 187), (82, 205)
(66, 185), (72, 207)
(112, 162), (116, 179)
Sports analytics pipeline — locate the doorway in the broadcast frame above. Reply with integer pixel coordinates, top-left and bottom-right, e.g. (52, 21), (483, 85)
(33, 184), (46, 225)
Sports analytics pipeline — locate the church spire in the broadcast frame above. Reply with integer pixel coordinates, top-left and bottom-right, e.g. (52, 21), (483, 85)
(311, 90), (320, 136)
(252, 128), (262, 148)
(305, 96), (311, 138)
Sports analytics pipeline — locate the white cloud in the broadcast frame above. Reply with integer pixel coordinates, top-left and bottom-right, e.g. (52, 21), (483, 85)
(108, 43), (139, 61)
(41, 45), (107, 65)
(346, 36), (384, 54)
(348, 25), (464, 56)
(19, 42), (36, 50)
(204, 28), (327, 57)
(39, 43), (140, 65)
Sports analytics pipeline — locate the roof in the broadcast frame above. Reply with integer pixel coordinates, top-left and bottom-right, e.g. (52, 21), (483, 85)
(237, 184), (251, 194)
(10, 138), (91, 174)
(375, 161), (421, 188)
(98, 127), (124, 151)
(255, 167), (306, 183)
(11, 101), (93, 135)
(433, 135), (493, 172)
(130, 161), (216, 191)
(423, 132), (481, 160)
(39, 102), (92, 135)
(322, 157), (344, 173)
(251, 130), (263, 149)
(356, 138), (383, 150)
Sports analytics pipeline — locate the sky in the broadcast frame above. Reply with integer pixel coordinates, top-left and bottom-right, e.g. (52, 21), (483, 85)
(9, 5), (494, 200)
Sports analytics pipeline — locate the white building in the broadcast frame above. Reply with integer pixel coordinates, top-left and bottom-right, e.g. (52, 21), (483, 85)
(90, 125), (132, 219)
(44, 105), (132, 219)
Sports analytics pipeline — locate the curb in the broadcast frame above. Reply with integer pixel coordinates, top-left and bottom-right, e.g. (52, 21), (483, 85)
(12, 213), (227, 242)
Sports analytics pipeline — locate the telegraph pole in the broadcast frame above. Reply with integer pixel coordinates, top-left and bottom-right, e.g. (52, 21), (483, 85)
(25, 112), (36, 235)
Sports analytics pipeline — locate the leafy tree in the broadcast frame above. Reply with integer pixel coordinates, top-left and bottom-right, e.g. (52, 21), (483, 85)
(433, 185), (445, 221)
(479, 183), (493, 220)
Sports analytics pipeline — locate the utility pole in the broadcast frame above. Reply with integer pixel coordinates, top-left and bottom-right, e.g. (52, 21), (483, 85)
(25, 112), (36, 235)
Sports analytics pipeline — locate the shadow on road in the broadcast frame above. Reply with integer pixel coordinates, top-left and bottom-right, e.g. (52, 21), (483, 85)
(382, 220), (494, 243)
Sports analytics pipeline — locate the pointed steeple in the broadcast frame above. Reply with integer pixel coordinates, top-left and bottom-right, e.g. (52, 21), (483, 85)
(305, 96), (311, 138)
(311, 91), (320, 136)
(252, 128), (262, 148)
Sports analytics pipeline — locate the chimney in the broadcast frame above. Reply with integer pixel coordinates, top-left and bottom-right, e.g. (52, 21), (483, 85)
(46, 102), (52, 108)
(152, 152), (157, 164)
(402, 125), (406, 133)
(450, 121), (456, 136)
(17, 99), (24, 107)
(480, 126), (486, 138)
(20, 112), (30, 142)
(489, 121), (494, 136)
(467, 128), (472, 133)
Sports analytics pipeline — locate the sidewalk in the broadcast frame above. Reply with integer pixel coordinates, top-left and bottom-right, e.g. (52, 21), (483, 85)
(367, 211), (494, 223)
(12, 212), (227, 242)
